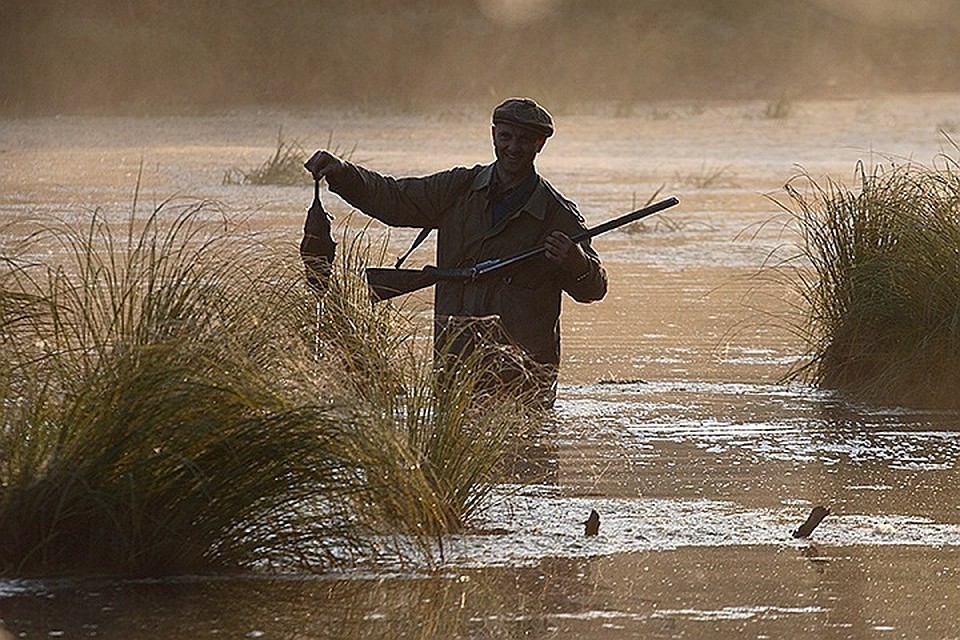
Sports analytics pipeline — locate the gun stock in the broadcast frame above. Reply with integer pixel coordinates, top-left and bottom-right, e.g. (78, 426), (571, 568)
(365, 196), (679, 302)
(367, 266), (441, 302)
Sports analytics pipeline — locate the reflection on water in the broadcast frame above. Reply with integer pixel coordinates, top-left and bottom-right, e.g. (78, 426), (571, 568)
(556, 380), (960, 523)
(452, 380), (960, 568)
(3, 545), (960, 638)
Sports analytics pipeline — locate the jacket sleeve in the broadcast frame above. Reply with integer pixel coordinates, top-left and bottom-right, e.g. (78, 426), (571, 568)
(327, 162), (472, 229)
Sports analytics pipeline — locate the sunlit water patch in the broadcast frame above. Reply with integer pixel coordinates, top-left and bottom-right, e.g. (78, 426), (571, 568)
(557, 380), (960, 473)
(438, 486), (960, 570)
(398, 379), (960, 566)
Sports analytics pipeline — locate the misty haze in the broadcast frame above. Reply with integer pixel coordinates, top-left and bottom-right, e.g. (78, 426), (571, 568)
(2, 2), (960, 639)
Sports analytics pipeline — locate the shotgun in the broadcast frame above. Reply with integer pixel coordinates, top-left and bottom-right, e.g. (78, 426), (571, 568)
(366, 195), (679, 302)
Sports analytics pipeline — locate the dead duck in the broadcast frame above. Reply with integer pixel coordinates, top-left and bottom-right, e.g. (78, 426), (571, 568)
(300, 177), (336, 295)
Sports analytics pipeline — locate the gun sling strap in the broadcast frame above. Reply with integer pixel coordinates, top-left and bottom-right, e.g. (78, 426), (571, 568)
(394, 227), (433, 268)
(394, 172), (537, 269)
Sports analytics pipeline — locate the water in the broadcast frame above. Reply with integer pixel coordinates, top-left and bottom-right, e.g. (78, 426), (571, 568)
(2, 96), (960, 638)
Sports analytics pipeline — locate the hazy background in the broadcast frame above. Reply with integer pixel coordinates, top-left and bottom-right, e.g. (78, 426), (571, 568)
(2, 0), (959, 116)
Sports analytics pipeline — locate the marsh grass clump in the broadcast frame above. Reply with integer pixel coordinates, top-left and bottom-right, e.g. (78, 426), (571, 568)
(310, 225), (411, 401)
(344, 350), (538, 552)
(224, 130), (357, 187)
(0, 195), (534, 576)
(624, 188), (685, 234)
(675, 162), (737, 190)
(0, 200), (367, 575)
(763, 96), (793, 120)
(223, 128), (308, 186)
(777, 144), (960, 408)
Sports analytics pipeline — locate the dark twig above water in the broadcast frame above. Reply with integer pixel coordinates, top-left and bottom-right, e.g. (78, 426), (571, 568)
(792, 506), (830, 539)
(584, 509), (600, 537)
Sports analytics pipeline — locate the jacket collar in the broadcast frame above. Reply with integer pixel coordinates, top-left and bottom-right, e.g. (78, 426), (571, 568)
(472, 162), (547, 221)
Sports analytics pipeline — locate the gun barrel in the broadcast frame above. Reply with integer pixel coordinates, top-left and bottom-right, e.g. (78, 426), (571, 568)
(365, 196), (679, 301)
(475, 196), (679, 276)
(575, 196), (679, 241)
(366, 265), (475, 301)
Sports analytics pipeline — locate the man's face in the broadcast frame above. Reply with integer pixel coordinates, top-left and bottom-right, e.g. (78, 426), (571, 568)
(492, 123), (546, 178)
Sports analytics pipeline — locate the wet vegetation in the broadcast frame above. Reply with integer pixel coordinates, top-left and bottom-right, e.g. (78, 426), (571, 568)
(778, 140), (960, 408)
(222, 128), (308, 186)
(224, 131), (357, 187)
(0, 189), (534, 576)
(3, 1), (960, 115)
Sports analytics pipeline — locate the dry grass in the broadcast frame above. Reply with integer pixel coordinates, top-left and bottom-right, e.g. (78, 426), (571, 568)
(319, 229), (540, 544)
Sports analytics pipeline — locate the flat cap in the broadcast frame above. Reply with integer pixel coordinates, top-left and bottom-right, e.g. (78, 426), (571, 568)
(492, 98), (554, 138)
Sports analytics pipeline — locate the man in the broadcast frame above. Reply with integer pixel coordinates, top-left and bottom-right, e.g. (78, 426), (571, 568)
(304, 98), (607, 406)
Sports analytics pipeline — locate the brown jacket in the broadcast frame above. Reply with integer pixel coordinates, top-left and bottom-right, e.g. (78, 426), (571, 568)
(327, 161), (607, 366)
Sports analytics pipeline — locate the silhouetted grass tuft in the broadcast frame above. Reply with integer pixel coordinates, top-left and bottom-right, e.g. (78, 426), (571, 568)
(223, 127), (307, 186)
(0, 198), (363, 575)
(224, 131), (357, 187)
(775, 142), (960, 408)
(315, 226), (539, 547)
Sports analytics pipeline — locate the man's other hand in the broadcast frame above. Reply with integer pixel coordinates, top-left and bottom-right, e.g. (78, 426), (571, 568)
(304, 150), (346, 181)
(544, 231), (590, 276)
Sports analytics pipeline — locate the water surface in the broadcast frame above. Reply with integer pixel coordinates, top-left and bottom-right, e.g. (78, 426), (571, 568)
(2, 96), (959, 638)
